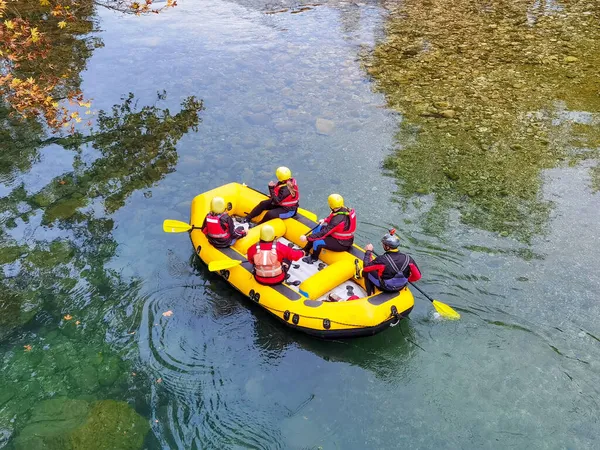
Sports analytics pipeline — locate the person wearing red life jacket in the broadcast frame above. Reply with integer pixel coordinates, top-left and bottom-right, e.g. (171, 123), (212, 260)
(247, 224), (304, 285)
(362, 229), (422, 296)
(300, 194), (356, 263)
(201, 197), (246, 248)
(244, 166), (300, 224)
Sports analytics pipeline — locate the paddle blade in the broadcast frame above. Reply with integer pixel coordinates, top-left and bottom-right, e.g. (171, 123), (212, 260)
(298, 207), (318, 223)
(432, 300), (461, 320)
(163, 219), (192, 233)
(208, 260), (242, 272)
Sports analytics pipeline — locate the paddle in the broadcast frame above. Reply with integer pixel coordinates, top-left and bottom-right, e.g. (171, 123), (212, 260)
(370, 250), (460, 320)
(208, 260), (243, 272)
(408, 281), (460, 320)
(163, 219), (200, 233)
(244, 184), (318, 222)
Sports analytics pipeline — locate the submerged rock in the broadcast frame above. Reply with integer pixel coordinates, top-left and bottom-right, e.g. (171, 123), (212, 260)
(13, 398), (148, 450)
(315, 118), (335, 135)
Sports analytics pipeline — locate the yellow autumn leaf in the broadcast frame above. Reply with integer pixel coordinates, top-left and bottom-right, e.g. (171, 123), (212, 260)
(64, 314), (72, 320)
(58, 21), (67, 29)
(85, 110), (92, 115)
(4, 19), (14, 30)
(52, 102), (59, 107)
(40, 0), (50, 5)
(75, 117), (82, 123)
(30, 27), (40, 42)
(70, 111), (78, 118)
(26, 77), (35, 84)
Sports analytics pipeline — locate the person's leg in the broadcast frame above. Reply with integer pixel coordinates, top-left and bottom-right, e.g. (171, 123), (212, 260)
(277, 208), (297, 219)
(245, 199), (273, 221)
(312, 237), (351, 260)
(257, 206), (287, 224)
(365, 273), (381, 295)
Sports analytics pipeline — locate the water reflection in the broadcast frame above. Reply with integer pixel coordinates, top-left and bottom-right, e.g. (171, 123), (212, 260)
(367, 0), (600, 242)
(0, 93), (203, 446)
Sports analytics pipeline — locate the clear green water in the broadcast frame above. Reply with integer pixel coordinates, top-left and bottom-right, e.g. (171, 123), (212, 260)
(1, 0), (600, 449)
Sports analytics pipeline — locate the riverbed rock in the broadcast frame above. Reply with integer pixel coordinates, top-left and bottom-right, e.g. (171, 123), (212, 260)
(274, 120), (296, 133)
(315, 118), (335, 135)
(244, 113), (271, 126)
(13, 398), (149, 450)
(439, 109), (457, 119)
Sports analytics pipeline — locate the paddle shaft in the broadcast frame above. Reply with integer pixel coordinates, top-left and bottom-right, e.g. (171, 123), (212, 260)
(408, 281), (434, 303)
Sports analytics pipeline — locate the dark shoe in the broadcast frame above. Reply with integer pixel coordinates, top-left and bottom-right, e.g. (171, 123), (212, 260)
(302, 256), (315, 264)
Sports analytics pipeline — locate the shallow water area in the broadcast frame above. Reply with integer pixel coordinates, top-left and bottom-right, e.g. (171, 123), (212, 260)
(1, 0), (600, 449)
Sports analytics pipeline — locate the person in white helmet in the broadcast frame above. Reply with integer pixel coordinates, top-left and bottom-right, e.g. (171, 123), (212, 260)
(362, 229), (421, 295)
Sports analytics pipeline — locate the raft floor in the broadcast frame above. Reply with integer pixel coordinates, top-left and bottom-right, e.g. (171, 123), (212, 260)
(236, 220), (367, 302)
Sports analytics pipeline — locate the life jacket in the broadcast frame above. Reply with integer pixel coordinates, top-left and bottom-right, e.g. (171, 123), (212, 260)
(253, 243), (282, 278)
(381, 253), (410, 291)
(330, 208), (357, 240)
(205, 213), (230, 239)
(274, 178), (300, 207)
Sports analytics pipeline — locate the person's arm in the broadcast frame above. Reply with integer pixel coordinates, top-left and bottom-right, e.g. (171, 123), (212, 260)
(276, 242), (304, 261)
(221, 214), (233, 232)
(363, 250), (385, 277)
(407, 256), (422, 282)
(308, 215), (344, 240)
(247, 244), (257, 263)
(272, 184), (290, 205)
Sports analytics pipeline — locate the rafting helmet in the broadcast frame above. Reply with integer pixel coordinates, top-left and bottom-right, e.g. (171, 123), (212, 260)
(210, 196), (226, 214)
(260, 224), (276, 242)
(276, 166), (292, 181)
(381, 229), (400, 249)
(328, 193), (344, 210)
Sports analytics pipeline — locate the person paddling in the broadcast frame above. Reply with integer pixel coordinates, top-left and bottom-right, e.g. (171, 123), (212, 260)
(247, 224), (304, 285)
(362, 229), (421, 295)
(300, 194), (356, 263)
(201, 196), (246, 248)
(244, 166), (300, 224)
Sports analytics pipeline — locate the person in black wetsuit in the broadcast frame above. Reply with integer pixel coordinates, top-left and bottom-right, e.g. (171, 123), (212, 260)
(244, 166), (300, 224)
(362, 229), (422, 295)
(300, 194), (357, 263)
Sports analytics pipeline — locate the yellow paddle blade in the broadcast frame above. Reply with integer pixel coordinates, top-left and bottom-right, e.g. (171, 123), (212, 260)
(298, 207), (318, 223)
(208, 260), (242, 272)
(432, 300), (461, 320)
(163, 219), (192, 233)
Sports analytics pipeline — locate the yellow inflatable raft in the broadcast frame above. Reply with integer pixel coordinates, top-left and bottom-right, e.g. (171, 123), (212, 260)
(188, 183), (414, 338)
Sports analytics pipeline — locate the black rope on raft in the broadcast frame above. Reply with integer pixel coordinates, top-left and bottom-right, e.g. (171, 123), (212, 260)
(257, 303), (397, 329)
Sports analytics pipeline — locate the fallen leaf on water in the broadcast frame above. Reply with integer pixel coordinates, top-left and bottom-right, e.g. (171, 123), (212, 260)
(58, 180), (66, 185)
(162, 310), (173, 317)
(24, 345), (32, 352)
(128, 331), (136, 335)
(64, 314), (72, 320)
(75, 321), (80, 325)
(155, 419), (159, 423)
(156, 378), (162, 383)
(132, 372), (136, 376)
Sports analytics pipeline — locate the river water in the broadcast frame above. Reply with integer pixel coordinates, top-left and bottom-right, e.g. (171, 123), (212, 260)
(1, 0), (599, 449)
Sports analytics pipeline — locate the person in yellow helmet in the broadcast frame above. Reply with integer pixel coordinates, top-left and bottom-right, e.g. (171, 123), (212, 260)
(246, 224), (304, 285)
(300, 194), (357, 263)
(201, 196), (246, 248)
(244, 166), (300, 224)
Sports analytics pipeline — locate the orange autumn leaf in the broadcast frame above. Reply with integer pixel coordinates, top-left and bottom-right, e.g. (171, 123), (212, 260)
(64, 314), (72, 320)
(156, 377), (162, 383)
(162, 310), (173, 317)
(24, 345), (32, 352)
(58, 180), (66, 185)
